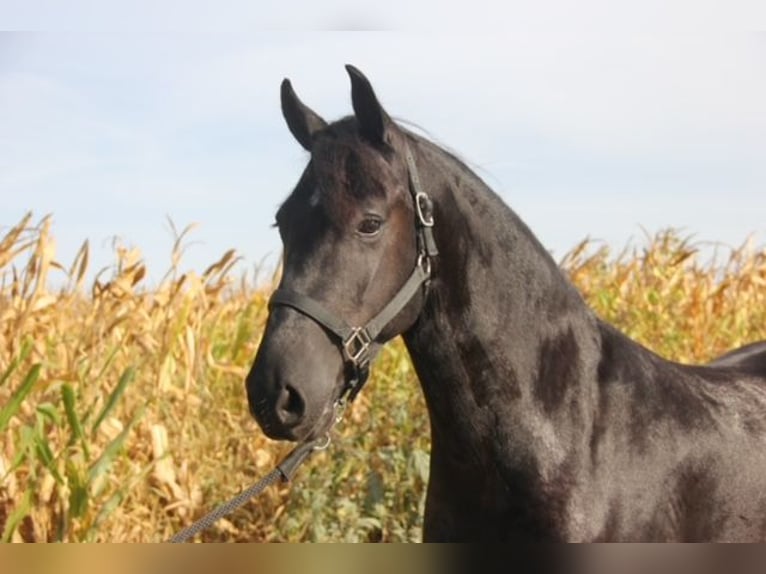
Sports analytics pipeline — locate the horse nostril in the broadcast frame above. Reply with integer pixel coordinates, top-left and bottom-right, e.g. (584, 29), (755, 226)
(275, 384), (305, 427)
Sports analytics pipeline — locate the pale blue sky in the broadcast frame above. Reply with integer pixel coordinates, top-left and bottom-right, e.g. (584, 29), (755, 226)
(1, 28), (765, 285)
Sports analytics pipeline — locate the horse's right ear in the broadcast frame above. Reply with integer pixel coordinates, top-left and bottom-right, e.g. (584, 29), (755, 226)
(346, 64), (391, 145)
(280, 79), (327, 151)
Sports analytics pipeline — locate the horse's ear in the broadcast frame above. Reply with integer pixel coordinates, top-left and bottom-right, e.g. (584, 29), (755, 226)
(281, 78), (327, 151)
(345, 64), (391, 145)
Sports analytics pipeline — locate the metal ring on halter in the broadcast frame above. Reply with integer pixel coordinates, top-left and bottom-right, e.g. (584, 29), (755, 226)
(312, 434), (332, 451)
(418, 253), (432, 277)
(415, 191), (435, 227)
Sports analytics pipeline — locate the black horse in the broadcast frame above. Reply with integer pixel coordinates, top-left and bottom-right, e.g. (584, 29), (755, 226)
(246, 66), (766, 542)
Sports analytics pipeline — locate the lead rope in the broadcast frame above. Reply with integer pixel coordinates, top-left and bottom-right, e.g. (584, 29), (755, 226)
(166, 403), (343, 543)
(165, 438), (324, 543)
(168, 143), (434, 543)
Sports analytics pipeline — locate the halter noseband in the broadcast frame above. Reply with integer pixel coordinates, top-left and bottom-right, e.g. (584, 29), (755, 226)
(268, 143), (439, 403)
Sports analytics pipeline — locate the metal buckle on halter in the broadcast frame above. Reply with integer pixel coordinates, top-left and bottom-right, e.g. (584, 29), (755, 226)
(343, 327), (372, 366)
(415, 192), (435, 227)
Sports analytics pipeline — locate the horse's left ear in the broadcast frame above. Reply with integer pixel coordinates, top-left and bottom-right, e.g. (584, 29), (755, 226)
(345, 64), (392, 145)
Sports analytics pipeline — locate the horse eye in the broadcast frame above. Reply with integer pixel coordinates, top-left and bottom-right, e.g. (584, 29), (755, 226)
(357, 217), (383, 236)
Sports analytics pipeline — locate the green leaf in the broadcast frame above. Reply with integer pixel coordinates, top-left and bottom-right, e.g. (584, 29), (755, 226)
(36, 402), (62, 426)
(66, 460), (89, 519)
(62, 384), (90, 458)
(1, 489), (32, 542)
(34, 434), (64, 484)
(0, 363), (41, 433)
(87, 407), (144, 493)
(9, 425), (36, 474)
(85, 490), (124, 542)
(81, 345), (122, 426)
(364, 470), (385, 513)
(0, 339), (33, 389)
(91, 366), (135, 436)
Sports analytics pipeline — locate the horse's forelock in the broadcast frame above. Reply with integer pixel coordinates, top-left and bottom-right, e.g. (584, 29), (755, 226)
(278, 119), (401, 235)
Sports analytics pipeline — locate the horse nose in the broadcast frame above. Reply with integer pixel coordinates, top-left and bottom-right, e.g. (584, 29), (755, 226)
(275, 384), (306, 427)
(246, 360), (307, 436)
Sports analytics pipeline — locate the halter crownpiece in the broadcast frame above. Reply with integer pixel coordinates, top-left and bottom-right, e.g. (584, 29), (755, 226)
(268, 141), (438, 403)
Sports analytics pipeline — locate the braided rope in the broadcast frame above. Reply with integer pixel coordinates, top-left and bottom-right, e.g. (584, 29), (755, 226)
(166, 437), (328, 543)
(167, 467), (283, 543)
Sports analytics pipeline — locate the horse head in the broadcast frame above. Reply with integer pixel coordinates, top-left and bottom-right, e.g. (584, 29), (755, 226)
(246, 66), (432, 441)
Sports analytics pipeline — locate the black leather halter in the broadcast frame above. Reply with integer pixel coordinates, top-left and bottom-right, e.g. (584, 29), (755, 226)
(268, 143), (439, 403)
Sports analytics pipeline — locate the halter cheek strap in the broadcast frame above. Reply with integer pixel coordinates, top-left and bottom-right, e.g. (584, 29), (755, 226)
(268, 142), (438, 403)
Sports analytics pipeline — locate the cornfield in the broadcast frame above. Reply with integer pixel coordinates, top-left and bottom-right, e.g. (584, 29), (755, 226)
(1, 213), (764, 542)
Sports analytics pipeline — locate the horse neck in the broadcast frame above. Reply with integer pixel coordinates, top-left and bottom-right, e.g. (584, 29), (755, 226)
(402, 138), (600, 468)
